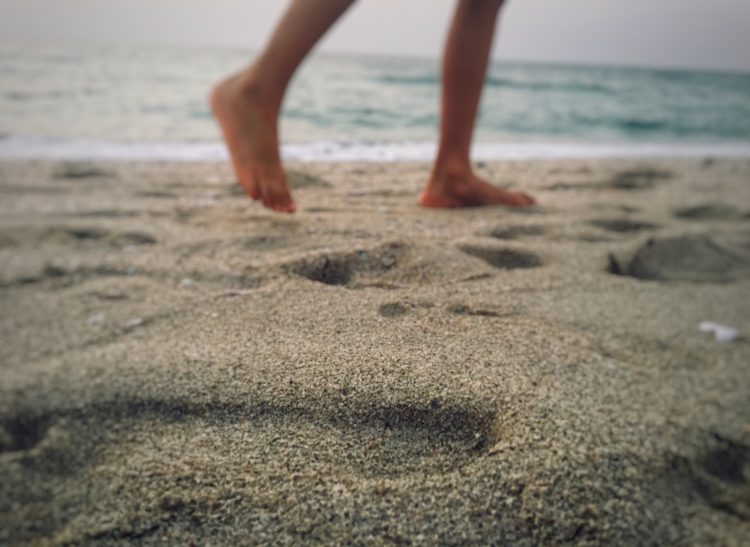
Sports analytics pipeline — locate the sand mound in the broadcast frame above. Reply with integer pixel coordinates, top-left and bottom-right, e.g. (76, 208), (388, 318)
(609, 234), (750, 282)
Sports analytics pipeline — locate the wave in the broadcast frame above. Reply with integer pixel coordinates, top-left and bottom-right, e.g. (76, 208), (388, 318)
(378, 74), (610, 93)
(1, 136), (749, 162)
(619, 119), (668, 132)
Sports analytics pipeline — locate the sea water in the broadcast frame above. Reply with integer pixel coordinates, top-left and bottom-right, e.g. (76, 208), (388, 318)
(1, 42), (749, 161)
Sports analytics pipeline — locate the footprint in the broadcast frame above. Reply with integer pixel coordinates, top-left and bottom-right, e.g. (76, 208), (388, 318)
(1, 263), (130, 289)
(0, 184), (67, 195)
(607, 168), (671, 190)
(64, 227), (106, 240)
(73, 209), (142, 219)
(378, 302), (409, 317)
(543, 181), (594, 191)
(1, 412), (97, 480)
(284, 242), (408, 288)
(680, 434), (750, 520)
(459, 244), (542, 270)
(113, 232), (157, 246)
(588, 218), (658, 233)
(0, 395), (500, 543)
(607, 234), (750, 282)
(447, 304), (504, 318)
(1, 396), (498, 479)
(0, 413), (54, 453)
(673, 204), (746, 221)
(489, 225), (546, 240)
(136, 190), (176, 199)
(53, 162), (114, 180)
(699, 436), (749, 486)
(58, 227), (156, 247)
(577, 234), (616, 243)
(288, 170), (332, 189)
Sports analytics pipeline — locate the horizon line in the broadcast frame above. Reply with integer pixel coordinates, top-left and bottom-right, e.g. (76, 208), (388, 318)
(1, 37), (748, 77)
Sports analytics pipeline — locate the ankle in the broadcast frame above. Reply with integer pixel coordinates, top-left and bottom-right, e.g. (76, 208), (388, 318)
(233, 67), (285, 111)
(430, 157), (473, 185)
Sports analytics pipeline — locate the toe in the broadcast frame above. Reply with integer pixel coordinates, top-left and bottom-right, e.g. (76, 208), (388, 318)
(247, 171), (261, 200)
(273, 201), (297, 213)
(269, 188), (296, 213)
(521, 193), (536, 206)
(258, 180), (296, 213)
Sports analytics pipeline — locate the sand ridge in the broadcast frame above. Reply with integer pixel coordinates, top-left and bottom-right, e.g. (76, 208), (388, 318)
(0, 158), (749, 544)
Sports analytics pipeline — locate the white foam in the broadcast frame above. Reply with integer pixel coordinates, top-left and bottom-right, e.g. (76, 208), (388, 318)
(1, 135), (750, 162)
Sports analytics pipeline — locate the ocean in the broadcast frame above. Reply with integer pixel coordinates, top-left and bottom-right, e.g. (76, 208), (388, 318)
(1, 42), (749, 162)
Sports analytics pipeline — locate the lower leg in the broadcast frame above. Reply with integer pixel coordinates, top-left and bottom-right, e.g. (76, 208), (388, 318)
(421, 0), (535, 208)
(211, 0), (355, 212)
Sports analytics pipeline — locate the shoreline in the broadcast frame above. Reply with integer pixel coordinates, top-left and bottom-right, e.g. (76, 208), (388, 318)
(2, 139), (750, 163)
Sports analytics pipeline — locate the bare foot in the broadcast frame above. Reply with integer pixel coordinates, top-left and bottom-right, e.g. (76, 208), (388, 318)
(419, 169), (536, 208)
(209, 74), (296, 213)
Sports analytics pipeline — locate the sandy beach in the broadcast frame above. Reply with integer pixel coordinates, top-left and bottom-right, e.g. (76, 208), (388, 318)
(0, 157), (749, 544)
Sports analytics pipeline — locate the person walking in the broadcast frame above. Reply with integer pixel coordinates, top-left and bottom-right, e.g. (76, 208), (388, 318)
(210, 0), (536, 212)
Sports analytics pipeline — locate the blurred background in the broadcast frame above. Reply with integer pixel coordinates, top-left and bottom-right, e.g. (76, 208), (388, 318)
(1, 0), (749, 161)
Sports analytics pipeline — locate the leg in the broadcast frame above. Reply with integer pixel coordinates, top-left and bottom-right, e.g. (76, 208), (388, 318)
(420, 0), (535, 208)
(210, 0), (356, 212)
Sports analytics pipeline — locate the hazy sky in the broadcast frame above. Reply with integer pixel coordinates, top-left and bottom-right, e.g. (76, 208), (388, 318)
(2, 0), (749, 72)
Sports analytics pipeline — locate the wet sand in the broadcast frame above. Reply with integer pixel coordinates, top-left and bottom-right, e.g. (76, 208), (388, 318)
(0, 158), (749, 544)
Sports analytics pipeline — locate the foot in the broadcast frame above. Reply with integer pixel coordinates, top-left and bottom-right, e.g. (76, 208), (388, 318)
(420, 169), (536, 208)
(209, 73), (296, 213)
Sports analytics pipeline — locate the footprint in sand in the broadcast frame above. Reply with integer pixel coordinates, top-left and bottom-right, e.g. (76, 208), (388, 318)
(377, 300), (435, 318)
(136, 190), (178, 199)
(673, 204), (748, 222)
(378, 301), (410, 317)
(0, 414), (53, 453)
(673, 433), (750, 520)
(587, 218), (658, 234)
(52, 161), (115, 180)
(0, 414), (89, 479)
(606, 168), (672, 190)
(0, 396), (499, 540)
(488, 225), (547, 240)
(41, 226), (157, 247)
(0, 396), (498, 480)
(458, 243), (543, 270)
(0, 263), (133, 289)
(287, 170), (332, 189)
(608, 234), (750, 282)
(447, 304), (506, 318)
(72, 209), (144, 219)
(284, 242), (408, 289)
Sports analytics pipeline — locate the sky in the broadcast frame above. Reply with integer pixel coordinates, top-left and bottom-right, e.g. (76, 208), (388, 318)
(1, 0), (749, 72)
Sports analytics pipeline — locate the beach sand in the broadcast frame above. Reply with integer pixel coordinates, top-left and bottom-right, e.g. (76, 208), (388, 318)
(0, 158), (749, 544)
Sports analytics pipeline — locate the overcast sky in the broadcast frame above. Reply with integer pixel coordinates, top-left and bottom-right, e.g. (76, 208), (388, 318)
(1, 0), (749, 72)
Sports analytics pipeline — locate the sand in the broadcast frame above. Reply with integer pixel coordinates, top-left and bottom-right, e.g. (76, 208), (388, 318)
(0, 157), (749, 544)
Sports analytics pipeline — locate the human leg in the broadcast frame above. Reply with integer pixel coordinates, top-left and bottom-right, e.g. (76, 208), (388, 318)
(420, 0), (535, 208)
(210, 0), (356, 212)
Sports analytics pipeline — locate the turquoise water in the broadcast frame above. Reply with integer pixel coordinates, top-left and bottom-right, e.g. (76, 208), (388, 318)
(1, 43), (749, 160)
